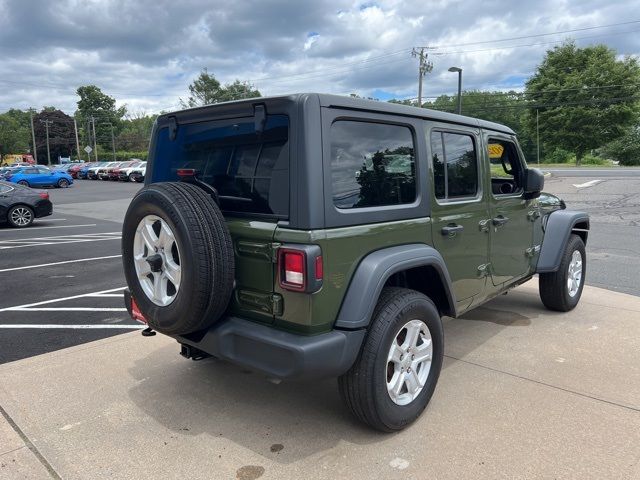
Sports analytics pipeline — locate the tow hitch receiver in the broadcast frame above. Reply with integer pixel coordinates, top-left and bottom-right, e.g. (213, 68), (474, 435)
(180, 344), (211, 361)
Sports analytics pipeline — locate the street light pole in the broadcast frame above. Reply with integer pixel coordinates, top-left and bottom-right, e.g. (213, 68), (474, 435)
(448, 67), (462, 114)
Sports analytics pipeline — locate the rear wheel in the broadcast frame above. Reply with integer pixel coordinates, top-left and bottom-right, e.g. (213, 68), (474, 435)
(338, 288), (444, 432)
(539, 234), (586, 311)
(122, 182), (234, 335)
(7, 205), (34, 228)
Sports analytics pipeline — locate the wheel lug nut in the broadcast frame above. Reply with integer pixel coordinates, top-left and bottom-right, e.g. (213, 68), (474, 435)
(412, 355), (415, 360)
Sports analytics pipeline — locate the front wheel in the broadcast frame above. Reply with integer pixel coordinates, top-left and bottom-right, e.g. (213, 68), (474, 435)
(338, 287), (444, 432)
(539, 234), (586, 311)
(17, 180), (29, 187)
(57, 178), (70, 188)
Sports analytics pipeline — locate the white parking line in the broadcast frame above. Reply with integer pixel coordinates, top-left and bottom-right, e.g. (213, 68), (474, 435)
(0, 255), (122, 273)
(0, 224), (96, 232)
(10, 307), (128, 312)
(0, 286), (126, 312)
(0, 324), (145, 329)
(0, 232), (121, 250)
(86, 293), (123, 298)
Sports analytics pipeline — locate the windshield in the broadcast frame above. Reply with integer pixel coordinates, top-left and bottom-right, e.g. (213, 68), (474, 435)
(152, 114), (289, 217)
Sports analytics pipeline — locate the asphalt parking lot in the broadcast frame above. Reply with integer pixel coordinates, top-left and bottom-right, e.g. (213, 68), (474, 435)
(0, 180), (142, 364)
(0, 169), (638, 479)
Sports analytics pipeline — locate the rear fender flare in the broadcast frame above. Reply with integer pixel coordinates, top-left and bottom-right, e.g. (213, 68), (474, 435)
(334, 244), (456, 330)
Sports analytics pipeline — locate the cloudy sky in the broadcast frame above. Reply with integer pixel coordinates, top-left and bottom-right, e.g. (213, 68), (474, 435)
(1, 0), (639, 115)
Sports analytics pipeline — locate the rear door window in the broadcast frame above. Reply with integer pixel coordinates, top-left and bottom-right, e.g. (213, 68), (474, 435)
(152, 115), (289, 218)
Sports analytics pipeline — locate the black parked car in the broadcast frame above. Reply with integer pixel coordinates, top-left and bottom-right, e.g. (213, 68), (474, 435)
(0, 181), (53, 228)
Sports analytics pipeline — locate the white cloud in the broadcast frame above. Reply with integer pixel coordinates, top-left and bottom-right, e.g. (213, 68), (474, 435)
(0, 0), (638, 113)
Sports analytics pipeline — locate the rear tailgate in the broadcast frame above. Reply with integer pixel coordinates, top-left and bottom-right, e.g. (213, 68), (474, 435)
(226, 219), (278, 324)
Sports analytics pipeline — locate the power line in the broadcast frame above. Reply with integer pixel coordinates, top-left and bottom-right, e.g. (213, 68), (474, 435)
(423, 19), (640, 49)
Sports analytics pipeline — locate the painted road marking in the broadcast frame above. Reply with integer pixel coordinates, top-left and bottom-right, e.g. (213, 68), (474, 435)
(9, 307), (128, 312)
(0, 255), (122, 273)
(0, 232), (121, 250)
(0, 286), (126, 312)
(572, 179), (602, 189)
(0, 324), (144, 329)
(0, 224), (96, 233)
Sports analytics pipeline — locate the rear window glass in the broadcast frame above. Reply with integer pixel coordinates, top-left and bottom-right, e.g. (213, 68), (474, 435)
(152, 115), (289, 217)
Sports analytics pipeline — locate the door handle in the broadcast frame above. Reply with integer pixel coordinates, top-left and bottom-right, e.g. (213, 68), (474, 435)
(441, 224), (464, 236)
(492, 216), (509, 226)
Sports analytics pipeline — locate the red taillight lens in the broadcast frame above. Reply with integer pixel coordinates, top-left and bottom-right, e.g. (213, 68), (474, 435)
(283, 251), (305, 287)
(38, 192), (49, 199)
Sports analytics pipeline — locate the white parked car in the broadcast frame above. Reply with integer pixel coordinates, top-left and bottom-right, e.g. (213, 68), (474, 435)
(118, 160), (146, 181)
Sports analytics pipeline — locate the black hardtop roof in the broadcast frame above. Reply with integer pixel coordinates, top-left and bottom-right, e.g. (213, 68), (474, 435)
(159, 93), (516, 135)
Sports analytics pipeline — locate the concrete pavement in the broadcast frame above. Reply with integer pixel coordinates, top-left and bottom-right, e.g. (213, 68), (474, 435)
(1, 280), (639, 480)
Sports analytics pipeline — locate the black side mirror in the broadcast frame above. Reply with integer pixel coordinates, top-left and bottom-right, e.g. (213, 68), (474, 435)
(524, 168), (544, 199)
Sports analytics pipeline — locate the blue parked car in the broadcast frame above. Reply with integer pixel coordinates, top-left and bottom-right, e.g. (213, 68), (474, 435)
(5, 166), (73, 188)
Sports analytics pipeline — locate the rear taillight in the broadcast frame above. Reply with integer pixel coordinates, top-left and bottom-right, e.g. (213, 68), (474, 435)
(282, 250), (305, 289)
(278, 246), (323, 293)
(38, 192), (49, 199)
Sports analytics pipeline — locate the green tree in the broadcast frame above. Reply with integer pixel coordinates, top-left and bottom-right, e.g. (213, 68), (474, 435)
(524, 42), (640, 165)
(75, 85), (127, 152)
(33, 109), (76, 164)
(0, 109), (31, 155)
(180, 69), (261, 107)
(600, 126), (640, 166)
(116, 112), (157, 151)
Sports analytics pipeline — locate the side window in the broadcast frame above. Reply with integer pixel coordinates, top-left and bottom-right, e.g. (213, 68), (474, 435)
(430, 131), (478, 200)
(24, 168), (38, 174)
(330, 120), (416, 209)
(487, 139), (525, 195)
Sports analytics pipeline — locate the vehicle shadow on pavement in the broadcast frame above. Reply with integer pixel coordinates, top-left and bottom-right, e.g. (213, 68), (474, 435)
(441, 288), (554, 370)
(127, 343), (384, 464)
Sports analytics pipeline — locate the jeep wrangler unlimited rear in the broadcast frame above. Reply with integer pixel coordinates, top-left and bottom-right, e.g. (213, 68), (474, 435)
(122, 93), (589, 431)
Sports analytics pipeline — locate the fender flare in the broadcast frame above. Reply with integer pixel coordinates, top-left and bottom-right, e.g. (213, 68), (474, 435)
(536, 210), (589, 273)
(334, 244), (456, 330)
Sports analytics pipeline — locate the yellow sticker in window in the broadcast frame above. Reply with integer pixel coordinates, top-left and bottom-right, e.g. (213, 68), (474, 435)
(488, 143), (504, 159)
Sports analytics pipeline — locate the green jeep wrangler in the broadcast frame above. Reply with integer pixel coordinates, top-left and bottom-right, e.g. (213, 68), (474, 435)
(122, 94), (589, 432)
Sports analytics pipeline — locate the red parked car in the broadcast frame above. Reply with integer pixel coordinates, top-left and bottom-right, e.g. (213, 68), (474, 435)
(109, 161), (138, 180)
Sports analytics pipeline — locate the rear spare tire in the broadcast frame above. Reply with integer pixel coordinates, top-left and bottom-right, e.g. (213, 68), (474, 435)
(122, 182), (234, 335)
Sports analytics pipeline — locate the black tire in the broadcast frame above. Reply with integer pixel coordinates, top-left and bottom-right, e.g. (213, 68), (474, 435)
(57, 178), (69, 188)
(122, 182), (235, 335)
(338, 287), (444, 432)
(127, 174), (134, 182)
(539, 234), (586, 312)
(7, 205), (34, 228)
(17, 180), (29, 187)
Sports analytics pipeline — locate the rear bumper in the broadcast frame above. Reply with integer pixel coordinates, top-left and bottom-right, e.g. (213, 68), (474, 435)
(34, 200), (53, 218)
(124, 290), (365, 380)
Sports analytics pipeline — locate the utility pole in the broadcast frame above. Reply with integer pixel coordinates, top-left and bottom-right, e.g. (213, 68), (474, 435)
(39, 119), (53, 166)
(91, 116), (98, 161)
(29, 111), (38, 164)
(536, 109), (540, 165)
(73, 118), (81, 161)
(411, 47), (433, 107)
(105, 122), (116, 161)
